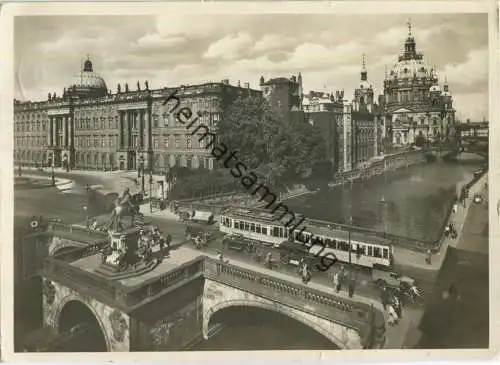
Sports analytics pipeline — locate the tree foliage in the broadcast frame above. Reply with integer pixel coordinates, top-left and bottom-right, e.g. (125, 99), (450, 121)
(217, 96), (328, 186)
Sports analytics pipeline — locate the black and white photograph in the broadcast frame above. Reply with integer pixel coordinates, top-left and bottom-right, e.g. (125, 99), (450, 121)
(2, 1), (496, 360)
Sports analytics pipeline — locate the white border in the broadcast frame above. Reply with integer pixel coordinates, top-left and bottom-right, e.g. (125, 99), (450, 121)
(0, 1), (498, 362)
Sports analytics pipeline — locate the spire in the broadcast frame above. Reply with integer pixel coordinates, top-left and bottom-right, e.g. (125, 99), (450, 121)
(402, 20), (417, 60)
(360, 53), (368, 81)
(444, 76), (449, 92)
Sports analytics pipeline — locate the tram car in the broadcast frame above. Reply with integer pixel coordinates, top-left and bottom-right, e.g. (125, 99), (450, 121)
(219, 208), (393, 268)
(219, 208), (295, 246)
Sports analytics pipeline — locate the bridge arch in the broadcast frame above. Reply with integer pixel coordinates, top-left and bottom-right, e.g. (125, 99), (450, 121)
(55, 294), (111, 352)
(48, 240), (83, 256)
(203, 299), (352, 349)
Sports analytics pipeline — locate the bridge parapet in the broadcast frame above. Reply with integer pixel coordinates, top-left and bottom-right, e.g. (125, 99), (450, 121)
(203, 258), (384, 347)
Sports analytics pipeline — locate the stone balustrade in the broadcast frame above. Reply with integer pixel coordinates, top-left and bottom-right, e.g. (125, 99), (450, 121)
(40, 252), (381, 341)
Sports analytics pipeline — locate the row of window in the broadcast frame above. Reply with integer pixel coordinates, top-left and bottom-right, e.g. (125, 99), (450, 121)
(15, 137), (48, 147)
(294, 232), (390, 259)
(15, 122), (47, 133)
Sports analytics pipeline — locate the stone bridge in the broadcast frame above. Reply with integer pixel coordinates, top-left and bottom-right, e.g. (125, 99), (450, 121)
(37, 244), (384, 351)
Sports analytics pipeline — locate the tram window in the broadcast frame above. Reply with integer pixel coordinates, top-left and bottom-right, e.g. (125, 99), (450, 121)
(356, 244), (366, 255)
(273, 227), (280, 237)
(279, 227), (284, 237)
(373, 247), (382, 258)
(262, 227), (267, 235)
(383, 248), (388, 259)
(339, 241), (349, 251)
(325, 238), (332, 248)
(234, 221), (239, 229)
(244, 222), (250, 231)
(330, 239), (337, 249)
(250, 223), (255, 232)
(256, 225), (262, 234)
(367, 246), (373, 256)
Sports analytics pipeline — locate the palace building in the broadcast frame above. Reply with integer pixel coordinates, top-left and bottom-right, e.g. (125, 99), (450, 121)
(14, 58), (261, 172)
(383, 22), (455, 146)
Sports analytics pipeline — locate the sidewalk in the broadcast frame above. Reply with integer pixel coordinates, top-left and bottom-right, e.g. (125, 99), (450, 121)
(393, 173), (488, 271)
(17, 173), (75, 193)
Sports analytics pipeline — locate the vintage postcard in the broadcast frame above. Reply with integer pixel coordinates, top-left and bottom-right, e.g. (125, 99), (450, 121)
(0, 1), (498, 362)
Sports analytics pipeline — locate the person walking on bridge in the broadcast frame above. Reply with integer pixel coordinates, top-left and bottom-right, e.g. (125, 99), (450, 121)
(333, 271), (341, 293)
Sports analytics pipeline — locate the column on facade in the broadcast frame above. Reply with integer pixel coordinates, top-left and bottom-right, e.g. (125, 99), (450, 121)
(62, 116), (68, 147)
(119, 111), (124, 148)
(144, 109), (150, 150)
(139, 110), (144, 149)
(124, 111), (130, 148)
(52, 117), (58, 147)
(48, 116), (53, 147)
(68, 116), (73, 148)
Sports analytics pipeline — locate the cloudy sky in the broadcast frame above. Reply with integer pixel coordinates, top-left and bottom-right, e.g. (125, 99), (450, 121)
(14, 13), (488, 120)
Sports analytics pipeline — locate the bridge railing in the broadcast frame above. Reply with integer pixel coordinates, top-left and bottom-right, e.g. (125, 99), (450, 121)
(202, 257), (384, 345)
(47, 222), (108, 237)
(40, 252), (385, 346)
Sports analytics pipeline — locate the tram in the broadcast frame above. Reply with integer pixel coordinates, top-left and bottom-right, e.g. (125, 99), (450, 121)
(219, 208), (393, 268)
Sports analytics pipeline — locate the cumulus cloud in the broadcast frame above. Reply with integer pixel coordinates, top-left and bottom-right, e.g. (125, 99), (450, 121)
(203, 32), (253, 60)
(14, 14), (488, 120)
(441, 47), (488, 89)
(135, 33), (185, 49)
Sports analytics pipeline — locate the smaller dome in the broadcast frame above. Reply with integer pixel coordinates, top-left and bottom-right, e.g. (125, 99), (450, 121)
(430, 85), (441, 93)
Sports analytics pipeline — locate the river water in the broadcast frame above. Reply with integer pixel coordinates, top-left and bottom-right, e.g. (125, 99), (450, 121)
(286, 160), (481, 242)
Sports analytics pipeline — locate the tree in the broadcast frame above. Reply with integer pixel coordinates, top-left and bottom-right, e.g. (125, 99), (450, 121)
(217, 96), (328, 184)
(415, 131), (426, 147)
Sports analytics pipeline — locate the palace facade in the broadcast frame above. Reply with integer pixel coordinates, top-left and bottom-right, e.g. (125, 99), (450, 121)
(14, 58), (261, 172)
(383, 23), (455, 146)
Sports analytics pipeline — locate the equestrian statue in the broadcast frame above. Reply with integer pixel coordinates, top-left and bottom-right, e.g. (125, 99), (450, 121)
(108, 187), (143, 231)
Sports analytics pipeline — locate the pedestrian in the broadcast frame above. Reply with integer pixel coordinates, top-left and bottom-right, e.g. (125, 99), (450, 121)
(453, 203), (458, 214)
(333, 272), (340, 293)
(394, 296), (402, 319)
(380, 286), (389, 310)
(426, 249), (432, 265)
(264, 252), (273, 270)
(158, 235), (165, 257)
(348, 279), (355, 298)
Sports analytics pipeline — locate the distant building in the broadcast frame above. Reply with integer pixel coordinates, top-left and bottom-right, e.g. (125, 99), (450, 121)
(383, 22), (455, 146)
(302, 91), (343, 171)
(13, 58), (261, 172)
(260, 73), (303, 120)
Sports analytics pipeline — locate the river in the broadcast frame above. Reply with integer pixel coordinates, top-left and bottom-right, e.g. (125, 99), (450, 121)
(285, 160), (482, 242)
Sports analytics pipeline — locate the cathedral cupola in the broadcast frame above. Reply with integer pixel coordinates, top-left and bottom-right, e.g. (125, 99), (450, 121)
(83, 57), (93, 72)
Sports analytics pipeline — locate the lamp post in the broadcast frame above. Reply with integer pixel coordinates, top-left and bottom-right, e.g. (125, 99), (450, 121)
(149, 170), (153, 213)
(51, 157), (56, 187)
(18, 162), (22, 177)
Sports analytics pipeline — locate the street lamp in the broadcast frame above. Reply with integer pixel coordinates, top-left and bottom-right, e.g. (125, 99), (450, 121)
(18, 162), (22, 177)
(51, 155), (55, 187)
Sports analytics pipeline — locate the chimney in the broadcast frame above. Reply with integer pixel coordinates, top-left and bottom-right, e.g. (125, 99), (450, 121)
(237, 80), (241, 87)
(244, 82), (250, 89)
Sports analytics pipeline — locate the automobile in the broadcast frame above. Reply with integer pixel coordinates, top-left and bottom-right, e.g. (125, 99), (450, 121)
(372, 263), (416, 289)
(473, 194), (483, 204)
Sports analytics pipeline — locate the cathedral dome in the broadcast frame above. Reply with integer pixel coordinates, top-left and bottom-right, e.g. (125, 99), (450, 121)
(68, 58), (108, 98)
(390, 58), (430, 79)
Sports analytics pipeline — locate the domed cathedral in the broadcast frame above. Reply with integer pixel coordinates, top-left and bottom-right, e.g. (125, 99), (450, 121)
(383, 21), (455, 147)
